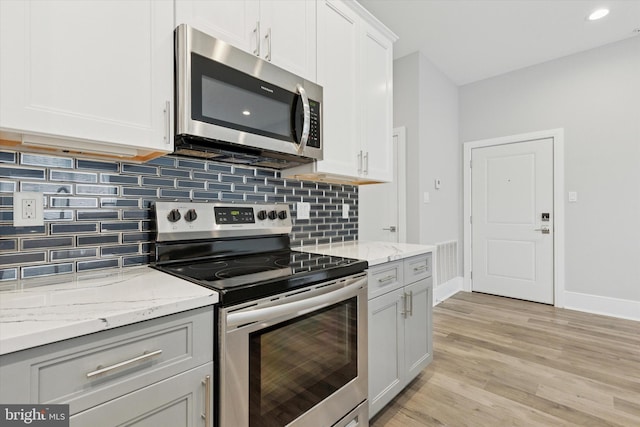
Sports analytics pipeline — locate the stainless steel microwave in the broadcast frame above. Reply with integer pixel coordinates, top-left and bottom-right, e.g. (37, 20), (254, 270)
(174, 24), (323, 169)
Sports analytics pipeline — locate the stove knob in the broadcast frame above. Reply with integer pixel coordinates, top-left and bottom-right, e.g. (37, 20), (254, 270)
(268, 210), (278, 220)
(257, 210), (268, 221)
(167, 209), (181, 223)
(184, 209), (198, 222)
(278, 210), (288, 220)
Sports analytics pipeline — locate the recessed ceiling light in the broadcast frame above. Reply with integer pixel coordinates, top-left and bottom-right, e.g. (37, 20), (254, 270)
(588, 8), (610, 21)
(242, 110), (251, 116)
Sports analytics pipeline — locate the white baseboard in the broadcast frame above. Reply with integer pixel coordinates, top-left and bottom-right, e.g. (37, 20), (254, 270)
(563, 291), (640, 321)
(434, 276), (463, 306)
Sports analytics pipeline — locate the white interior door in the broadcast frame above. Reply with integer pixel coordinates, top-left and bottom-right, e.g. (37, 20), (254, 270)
(471, 138), (554, 303)
(359, 128), (406, 243)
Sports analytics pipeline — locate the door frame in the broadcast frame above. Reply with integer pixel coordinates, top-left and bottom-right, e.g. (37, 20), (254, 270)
(463, 128), (565, 307)
(394, 126), (408, 244)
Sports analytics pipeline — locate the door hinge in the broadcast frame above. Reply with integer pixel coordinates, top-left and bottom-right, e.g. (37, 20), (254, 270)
(470, 216), (472, 224)
(469, 160), (472, 168)
(470, 271), (473, 280)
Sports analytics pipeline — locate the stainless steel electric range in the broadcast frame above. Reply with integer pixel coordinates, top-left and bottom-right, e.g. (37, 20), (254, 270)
(152, 201), (369, 427)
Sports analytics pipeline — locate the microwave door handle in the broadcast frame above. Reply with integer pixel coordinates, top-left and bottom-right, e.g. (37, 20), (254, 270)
(296, 84), (310, 153)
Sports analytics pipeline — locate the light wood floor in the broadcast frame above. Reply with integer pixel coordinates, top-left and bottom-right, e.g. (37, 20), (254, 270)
(371, 292), (640, 427)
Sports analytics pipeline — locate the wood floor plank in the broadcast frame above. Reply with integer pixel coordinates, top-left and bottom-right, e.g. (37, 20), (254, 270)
(371, 292), (640, 427)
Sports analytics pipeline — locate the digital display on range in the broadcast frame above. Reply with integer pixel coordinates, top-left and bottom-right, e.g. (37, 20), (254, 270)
(214, 207), (255, 224)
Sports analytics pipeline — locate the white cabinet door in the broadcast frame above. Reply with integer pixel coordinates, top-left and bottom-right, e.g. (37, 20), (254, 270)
(361, 24), (394, 182)
(175, 0), (316, 81)
(260, 0), (316, 81)
(174, 0), (260, 54)
(0, 0), (174, 158)
(368, 288), (405, 418)
(315, 0), (360, 178)
(404, 278), (433, 381)
(70, 363), (213, 427)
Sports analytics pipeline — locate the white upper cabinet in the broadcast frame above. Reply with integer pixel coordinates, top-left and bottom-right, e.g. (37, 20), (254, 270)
(175, 0), (317, 82)
(0, 0), (174, 162)
(361, 24), (394, 181)
(285, 0), (397, 184)
(312, 0), (361, 179)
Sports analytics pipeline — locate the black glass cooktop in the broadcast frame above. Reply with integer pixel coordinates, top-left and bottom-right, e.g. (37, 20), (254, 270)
(154, 250), (367, 306)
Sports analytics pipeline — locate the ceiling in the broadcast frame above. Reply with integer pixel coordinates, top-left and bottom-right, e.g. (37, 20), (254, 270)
(358, 0), (640, 85)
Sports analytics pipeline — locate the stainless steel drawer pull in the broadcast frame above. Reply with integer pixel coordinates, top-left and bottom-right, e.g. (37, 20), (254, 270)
(413, 265), (427, 272)
(86, 349), (163, 378)
(377, 275), (396, 284)
(202, 375), (211, 425)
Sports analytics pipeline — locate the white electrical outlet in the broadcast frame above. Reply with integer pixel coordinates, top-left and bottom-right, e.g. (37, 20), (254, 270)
(342, 204), (349, 219)
(14, 192), (44, 226)
(296, 202), (311, 220)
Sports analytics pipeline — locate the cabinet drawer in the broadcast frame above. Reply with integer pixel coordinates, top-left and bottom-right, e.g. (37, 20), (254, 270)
(368, 260), (403, 299)
(0, 306), (213, 415)
(404, 254), (432, 283)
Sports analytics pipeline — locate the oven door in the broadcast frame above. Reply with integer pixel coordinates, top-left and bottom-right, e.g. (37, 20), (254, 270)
(219, 274), (368, 427)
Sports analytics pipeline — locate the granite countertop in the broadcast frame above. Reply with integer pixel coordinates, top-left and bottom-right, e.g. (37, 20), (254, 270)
(0, 266), (217, 355)
(298, 240), (435, 266)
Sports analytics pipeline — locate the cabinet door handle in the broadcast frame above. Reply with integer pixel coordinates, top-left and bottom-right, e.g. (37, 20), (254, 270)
(377, 275), (395, 284)
(253, 21), (261, 56)
(357, 150), (363, 174)
(264, 28), (272, 61)
(408, 290), (413, 316)
(86, 349), (162, 378)
(201, 375), (211, 426)
(163, 101), (171, 145)
(363, 151), (369, 175)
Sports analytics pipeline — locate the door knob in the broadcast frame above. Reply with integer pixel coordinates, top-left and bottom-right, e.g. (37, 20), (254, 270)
(382, 226), (397, 232)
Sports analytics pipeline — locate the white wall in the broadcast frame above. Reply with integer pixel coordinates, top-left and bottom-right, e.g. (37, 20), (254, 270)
(460, 37), (640, 305)
(417, 54), (461, 247)
(393, 53), (420, 244)
(394, 52), (462, 270)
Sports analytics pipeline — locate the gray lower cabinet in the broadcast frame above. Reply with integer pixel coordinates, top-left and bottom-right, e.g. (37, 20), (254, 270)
(70, 362), (213, 427)
(0, 306), (214, 427)
(368, 254), (433, 418)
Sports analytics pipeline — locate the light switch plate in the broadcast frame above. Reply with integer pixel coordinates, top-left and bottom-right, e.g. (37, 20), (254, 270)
(342, 204), (349, 219)
(568, 191), (578, 203)
(423, 192), (430, 203)
(296, 202), (311, 220)
(14, 192), (44, 226)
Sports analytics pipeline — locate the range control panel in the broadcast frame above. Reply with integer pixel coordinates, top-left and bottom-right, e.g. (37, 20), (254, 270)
(155, 202), (291, 242)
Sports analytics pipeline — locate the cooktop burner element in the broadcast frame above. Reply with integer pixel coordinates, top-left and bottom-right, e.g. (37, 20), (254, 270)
(152, 202), (367, 306)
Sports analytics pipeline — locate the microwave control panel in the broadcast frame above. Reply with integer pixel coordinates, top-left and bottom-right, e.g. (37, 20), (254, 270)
(307, 100), (321, 148)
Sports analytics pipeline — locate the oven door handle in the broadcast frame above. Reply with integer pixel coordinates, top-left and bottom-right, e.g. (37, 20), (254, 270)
(226, 277), (366, 328)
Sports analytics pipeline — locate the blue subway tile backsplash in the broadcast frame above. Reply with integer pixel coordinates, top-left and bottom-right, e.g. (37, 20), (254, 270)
(0, 151), (358, 280)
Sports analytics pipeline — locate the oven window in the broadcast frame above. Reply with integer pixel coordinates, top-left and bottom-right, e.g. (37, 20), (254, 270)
(248, 297), (358, 427)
